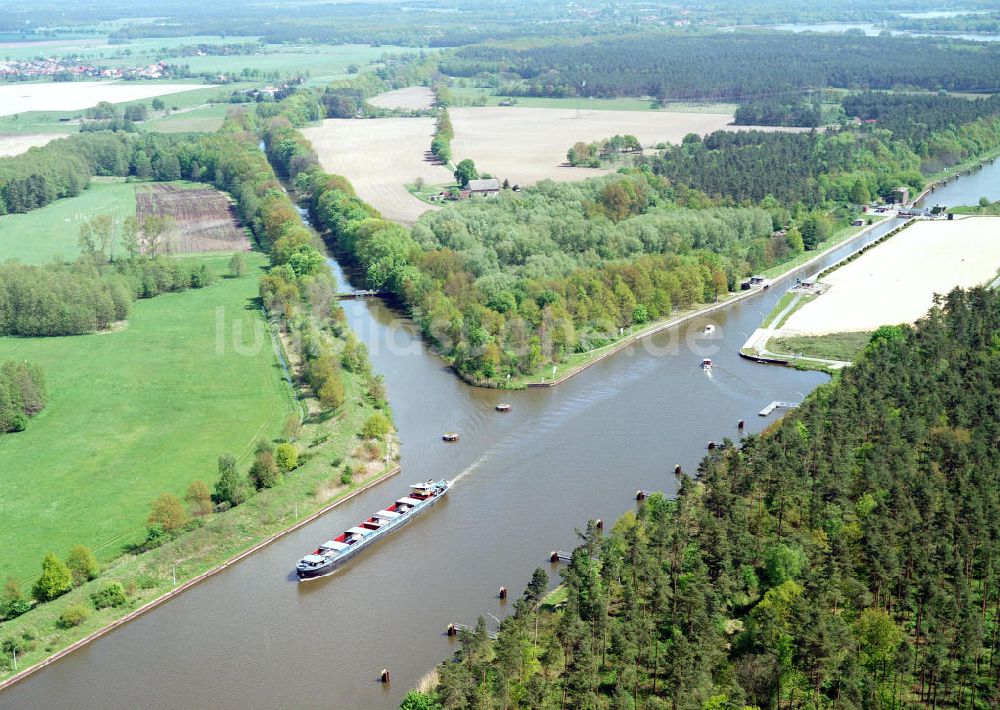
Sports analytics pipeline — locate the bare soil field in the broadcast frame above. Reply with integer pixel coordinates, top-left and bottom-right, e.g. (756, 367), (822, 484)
(303, 108), (804, 224)
(0, 133), (63, 157)
(779, 217), (1000, 336)
(0, 82), (203, 117)
(369, 86), (434, 111)
(136, 184), (250, 254)
(303, 117), (452, 224)
(449, 107), (801, 186)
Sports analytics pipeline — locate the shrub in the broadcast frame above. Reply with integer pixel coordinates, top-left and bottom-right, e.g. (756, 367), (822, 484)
(215, 453), (249, 507)
(229, 252), (247, 278)
(275, 443), (298, 472)
(282, 413), (302, 441)
(58, 604), (90, 628)
(33, 552), (73, 602)
(185, 480), (214, 517)
(91, 581), (128, 609)
(65, 545), (99, 586)
(340, 470), (353, 486)
(361, 412), (390, 440)
(249, 450), (281, 489)
(147, 493), (190, 535)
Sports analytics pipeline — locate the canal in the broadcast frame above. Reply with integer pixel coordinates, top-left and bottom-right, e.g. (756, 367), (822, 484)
(4, 161), (1000, 710)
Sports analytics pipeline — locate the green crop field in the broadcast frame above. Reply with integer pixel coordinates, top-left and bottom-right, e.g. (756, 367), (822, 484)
(141, 103), (231, 133)
(0, 252), (295, 583)
(446, 87), (737, 114)
(0, 179), (137, 264)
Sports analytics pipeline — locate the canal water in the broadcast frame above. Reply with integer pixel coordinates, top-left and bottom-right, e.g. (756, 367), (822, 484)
(4, 161), (1000, 709)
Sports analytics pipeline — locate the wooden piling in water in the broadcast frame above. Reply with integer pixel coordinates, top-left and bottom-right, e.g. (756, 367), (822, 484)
(499, 586), (507, 600)
(381, 668), (390, 683)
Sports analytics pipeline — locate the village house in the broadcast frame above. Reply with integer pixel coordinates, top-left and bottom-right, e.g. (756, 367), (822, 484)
(467, 178), (501, 197)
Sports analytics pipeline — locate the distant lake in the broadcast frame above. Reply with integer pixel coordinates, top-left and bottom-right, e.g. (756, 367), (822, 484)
(757, 22), (1000, 42)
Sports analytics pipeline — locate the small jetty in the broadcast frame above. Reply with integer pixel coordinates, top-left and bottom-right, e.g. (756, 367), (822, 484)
(495, 403), (512, 412)
(758, 401), (799, 417)
(442, 432), (459, 442)
(549, 550), (572, 563)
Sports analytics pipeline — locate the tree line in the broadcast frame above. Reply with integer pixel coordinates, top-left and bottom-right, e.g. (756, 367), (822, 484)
(444, 32), (1000, 101)
(414, 286), (1000, 709)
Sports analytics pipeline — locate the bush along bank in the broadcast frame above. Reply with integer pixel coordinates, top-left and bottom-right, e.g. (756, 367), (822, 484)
(0, 107), (398, 685)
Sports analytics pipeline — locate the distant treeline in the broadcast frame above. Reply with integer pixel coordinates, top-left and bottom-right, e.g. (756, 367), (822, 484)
(844, 92), (1000, 131)
(648, 130), (924, 206)
(0, 361), (46, 434)
(444, 33), (1000, 100)
(417, 285), (1000, 708)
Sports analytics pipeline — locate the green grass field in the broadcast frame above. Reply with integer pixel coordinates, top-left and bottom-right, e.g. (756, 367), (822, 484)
(141, 103), (231, 133)
(0, 252), (295, 584)
(770, 331), (873, 361)
(0, 179), (137, 264)
(446, 87), (737, 114)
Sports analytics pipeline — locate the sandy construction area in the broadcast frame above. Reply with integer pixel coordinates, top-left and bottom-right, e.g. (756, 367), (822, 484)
(369, 86), (434, 111)
(779, 217), (1000, 336)
(0, 82), (203, 117)
(303, 117), (451, 224)
(448, 107), (800, 186)
(0, 133), (63, 157)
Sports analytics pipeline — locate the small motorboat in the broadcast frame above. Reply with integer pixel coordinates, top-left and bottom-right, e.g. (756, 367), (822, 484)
(703, 324), (715, 335)
(701, 358), (713, 370)
(442, 432), (459, 442)
(495, 403), (512, 412)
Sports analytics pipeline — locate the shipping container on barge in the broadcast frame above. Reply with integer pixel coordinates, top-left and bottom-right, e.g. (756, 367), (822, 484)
(296, 479), (452, 580)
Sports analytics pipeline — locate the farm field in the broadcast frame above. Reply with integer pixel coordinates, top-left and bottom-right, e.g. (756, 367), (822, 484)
(303, 107), (786, 224)
(0, 252), (294, 584)
(0, 81), (203, 117)
(137, 183), (250, 254)
(447, 87), (738, 113)
(139, 103), (230, 133)
(779, 217), (1000, 336)
(449, 107), (799, 186)
(0, 179), (137, 264)
(303, 117), (452, 224)
(174, 43), (412, 79)
(0, 83), (245, 135)
(0, 132), (62, 156)
(0, 35), (260, 63)
(369, 86), (435, 110)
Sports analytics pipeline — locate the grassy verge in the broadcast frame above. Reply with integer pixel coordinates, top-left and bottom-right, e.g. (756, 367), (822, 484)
(770, 331), (872, 362)
(762, 293), (794, 328)
(774, 294), (814, 329)
(0, 253), (295, 583)
(540, 585), (568, 610)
